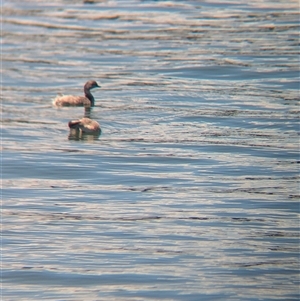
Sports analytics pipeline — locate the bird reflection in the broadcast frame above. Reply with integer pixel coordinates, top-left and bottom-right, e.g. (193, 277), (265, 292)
(83, 106), (92, 118)
(68, 129), (101, 141)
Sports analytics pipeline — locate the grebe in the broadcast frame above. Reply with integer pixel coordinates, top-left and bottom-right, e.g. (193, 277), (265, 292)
(53, 80), (100, 107)
(68, 117), (101, 134)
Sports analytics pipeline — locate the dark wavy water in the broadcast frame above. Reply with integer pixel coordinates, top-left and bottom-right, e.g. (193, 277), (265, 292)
(2, 0), (299, 300)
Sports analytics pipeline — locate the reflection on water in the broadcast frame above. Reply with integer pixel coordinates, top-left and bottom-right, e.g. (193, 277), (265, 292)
(2, 0), (299, 300)
(83, 106), (92, 119)
(68, 128), (101, 141)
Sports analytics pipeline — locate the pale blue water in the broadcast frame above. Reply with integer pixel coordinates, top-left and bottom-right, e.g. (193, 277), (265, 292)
(2, 0), (299, 300)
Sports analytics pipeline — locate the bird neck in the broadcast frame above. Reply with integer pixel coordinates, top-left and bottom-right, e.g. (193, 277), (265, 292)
(84, 89), (95, 106)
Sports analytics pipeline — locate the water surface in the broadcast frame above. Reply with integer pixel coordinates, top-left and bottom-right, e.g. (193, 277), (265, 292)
(2, 0), (299, 300)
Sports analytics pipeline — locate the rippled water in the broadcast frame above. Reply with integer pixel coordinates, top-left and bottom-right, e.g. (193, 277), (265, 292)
(2, 0), (299, 300)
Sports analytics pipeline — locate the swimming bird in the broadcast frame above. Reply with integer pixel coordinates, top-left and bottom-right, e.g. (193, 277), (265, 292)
(68, 117), (101, 134)
(53, 80), (100, 107)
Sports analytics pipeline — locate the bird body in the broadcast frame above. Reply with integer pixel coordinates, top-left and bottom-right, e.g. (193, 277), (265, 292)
(68, 117), (101, 134)
(54, 95), (91, 106)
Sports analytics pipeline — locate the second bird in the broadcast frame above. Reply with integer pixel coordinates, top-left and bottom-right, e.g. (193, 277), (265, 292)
(68, 118), (101, 134)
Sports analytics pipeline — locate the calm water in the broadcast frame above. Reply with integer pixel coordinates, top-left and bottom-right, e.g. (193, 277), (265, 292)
(2, 0), (299, 300)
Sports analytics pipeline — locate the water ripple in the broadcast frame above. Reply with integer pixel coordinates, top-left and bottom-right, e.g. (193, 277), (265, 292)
(3, 0), (299, 300)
